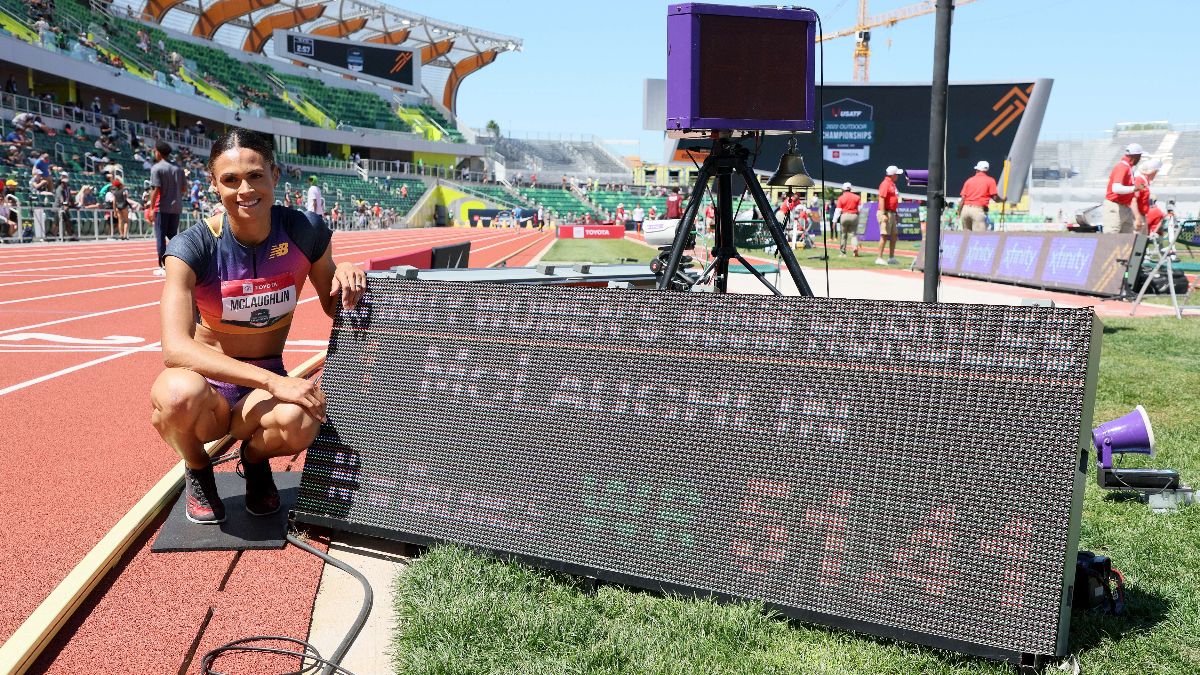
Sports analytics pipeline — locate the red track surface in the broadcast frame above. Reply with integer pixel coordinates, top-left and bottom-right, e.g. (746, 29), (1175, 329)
(0, 227), (551, 673)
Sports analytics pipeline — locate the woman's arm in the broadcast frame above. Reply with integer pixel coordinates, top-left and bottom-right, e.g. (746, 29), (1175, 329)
(160, 257), (325, 418)
(308, 241), (366, 319)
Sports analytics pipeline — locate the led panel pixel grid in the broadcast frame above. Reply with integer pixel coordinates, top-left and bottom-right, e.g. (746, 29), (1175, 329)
(294, 279), (1100, 662)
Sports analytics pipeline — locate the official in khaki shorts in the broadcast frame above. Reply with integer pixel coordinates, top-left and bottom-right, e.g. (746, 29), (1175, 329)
(1102, 143), (1146, 234)
(875, 166), (902, 265)
(834, 182), (861, 255)
(958, 160), (998, 231)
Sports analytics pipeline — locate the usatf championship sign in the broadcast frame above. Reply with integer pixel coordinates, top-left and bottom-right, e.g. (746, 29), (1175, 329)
(295, 280), (1100, 663)
(914, 231), (1143, 296)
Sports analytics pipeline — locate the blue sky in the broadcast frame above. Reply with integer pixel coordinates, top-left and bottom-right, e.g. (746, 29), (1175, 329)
(397, 0), (1196, 162)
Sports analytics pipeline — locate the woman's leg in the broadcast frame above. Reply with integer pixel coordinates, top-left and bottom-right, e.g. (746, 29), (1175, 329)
(230, 389), (321, 463)
(151, 368), (232, 523)
(151, 368), (231, 468)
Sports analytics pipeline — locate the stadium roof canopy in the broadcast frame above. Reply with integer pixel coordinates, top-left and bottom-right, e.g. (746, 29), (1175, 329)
(112, 0), (522, 113)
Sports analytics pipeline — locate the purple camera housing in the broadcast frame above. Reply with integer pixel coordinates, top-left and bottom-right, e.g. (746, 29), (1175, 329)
(666, 3), (816, 132)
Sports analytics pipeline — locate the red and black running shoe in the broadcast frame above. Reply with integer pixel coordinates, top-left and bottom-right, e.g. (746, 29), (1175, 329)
(184, 464), (225, 524)
(240, 444), (280, 516)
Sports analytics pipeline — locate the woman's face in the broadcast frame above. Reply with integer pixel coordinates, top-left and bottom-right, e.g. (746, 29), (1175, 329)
(210, 146), (278, 221)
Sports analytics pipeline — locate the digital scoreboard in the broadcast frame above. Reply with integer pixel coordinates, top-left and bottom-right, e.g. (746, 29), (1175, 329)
(274, 30), (419, 91)
(294, 279), (1101, 663)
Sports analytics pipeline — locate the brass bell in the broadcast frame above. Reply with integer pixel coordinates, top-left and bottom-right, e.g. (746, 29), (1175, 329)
(767, 135), (814, 187)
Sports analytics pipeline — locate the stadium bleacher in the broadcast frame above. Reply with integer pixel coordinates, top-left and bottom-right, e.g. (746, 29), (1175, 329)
(516, 187), (599, 219)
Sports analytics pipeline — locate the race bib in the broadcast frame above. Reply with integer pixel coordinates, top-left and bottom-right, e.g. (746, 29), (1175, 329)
(219, 272), (297, 329)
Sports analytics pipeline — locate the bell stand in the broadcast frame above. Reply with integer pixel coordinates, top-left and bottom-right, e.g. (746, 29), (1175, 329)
(657, 132), (814, 296)
(1130, 214), (1199, 319)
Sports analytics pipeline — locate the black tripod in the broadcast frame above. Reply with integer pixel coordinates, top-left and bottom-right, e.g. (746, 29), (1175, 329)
(657, 134), (814, 296)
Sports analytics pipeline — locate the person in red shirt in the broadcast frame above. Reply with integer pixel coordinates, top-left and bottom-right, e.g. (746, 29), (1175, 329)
(614, 203), (626, 225)
(876, 165), (902, 265)
(833, 182), (861, 256)
(958, 160), (999, 232)
(665, 187), (683, 219)
(1132, 158), (1161, 234)
(703, 202), (715, 233)
(1103, 143), (1147, 233)
(1144, 201), (1166, 237)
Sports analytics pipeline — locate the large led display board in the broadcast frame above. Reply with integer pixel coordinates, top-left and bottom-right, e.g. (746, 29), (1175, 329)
(274, 30), (419, 91)
(913, 231), (1144, 297)
(294, 280), (1101, 663)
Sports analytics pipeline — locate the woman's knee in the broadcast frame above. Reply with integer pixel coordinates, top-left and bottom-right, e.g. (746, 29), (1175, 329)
(267, 403), (321, 451)
(150, 368), (223, 431)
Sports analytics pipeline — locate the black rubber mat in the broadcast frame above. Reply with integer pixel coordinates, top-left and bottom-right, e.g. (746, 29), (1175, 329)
(152, 472), (301, 552)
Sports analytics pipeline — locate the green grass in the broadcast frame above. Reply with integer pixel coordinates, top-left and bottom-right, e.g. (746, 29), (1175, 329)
(540, 238), (658, 265)
(390, 318), (1200, 674)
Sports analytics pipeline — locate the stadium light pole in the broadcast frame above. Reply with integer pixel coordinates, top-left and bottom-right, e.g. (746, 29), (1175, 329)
(923, 0), (954, 303)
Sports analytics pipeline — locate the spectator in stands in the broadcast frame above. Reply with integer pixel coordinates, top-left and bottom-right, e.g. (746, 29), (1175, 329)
(29, 170), (53, 196)
(400, 183), (408, 200)
(108, 98), (127, 119)
(304, 176), (324, 226)
(648, 205), (658, 221)
(12, 112), (33, 132)
(329, 202), (340, 228)
(3, 75), (17, 103)
(149, 140), (187, 275)
(5, 128), (29, 146)
(31, 152), (50, 177)
(614, 203), (626, 226)
(0, 180), (16, 238)
(1132, 158), (1162, 234)
(76, 184), (99, 210)
(52, 173), (75, 240)
(833, 182), (861, 256)
(1103, 143), (1147, 234)
(957, 161), (998, 232)
(632, 204), (645, 233)
(875, 165), (902, 265)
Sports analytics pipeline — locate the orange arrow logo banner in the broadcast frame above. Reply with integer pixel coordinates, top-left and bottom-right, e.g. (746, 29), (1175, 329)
(975, 84), (1033, 143)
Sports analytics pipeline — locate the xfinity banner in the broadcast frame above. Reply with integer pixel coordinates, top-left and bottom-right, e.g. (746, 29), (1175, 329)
(274, 30), (420, 91)
(913, 231), (1143, 297)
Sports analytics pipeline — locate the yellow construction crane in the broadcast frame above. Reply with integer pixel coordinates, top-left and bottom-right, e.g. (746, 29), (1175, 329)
(820, 0), (979, 82)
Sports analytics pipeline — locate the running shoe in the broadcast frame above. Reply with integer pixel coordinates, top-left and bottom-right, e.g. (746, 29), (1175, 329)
(184, 464), (225, 524)
(888, 257), (899, 265)
(240, 445), (280, 516)
(875, 257), (887, 265)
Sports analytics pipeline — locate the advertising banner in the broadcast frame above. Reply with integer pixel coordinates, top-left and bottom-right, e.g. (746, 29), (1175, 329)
(557, 224), (626, 239)
(861, 201), (922, 241)
(914, 231), (1143, 296)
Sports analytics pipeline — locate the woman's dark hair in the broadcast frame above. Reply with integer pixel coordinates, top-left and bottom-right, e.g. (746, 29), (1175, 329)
(207, 127), (276, 173)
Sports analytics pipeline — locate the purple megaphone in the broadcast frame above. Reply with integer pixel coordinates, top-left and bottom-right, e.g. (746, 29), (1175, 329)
(1092, 405), (1155, 469)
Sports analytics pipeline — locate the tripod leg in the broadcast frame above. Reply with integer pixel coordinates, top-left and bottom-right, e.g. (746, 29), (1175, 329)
(731, 250), (782, 296)
(735, 161), (815, 297)
(657, 158), (713, 290)
(1130, 252), (1168, 316)
(1166, 256), (1182, 319)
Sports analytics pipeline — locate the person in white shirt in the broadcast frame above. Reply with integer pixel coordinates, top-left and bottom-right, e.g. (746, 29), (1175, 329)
(305, 176), (325, 224)
(632, 205), (646, 234)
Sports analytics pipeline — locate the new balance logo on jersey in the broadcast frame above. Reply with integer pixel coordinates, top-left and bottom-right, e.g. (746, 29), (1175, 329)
(269, 242), (289, 259)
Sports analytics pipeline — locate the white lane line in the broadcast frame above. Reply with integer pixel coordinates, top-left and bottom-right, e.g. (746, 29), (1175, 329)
(0, 267), (160, 289)
(0, 333), (144, 345)
(0, 250), (153, 268)
(0, 342), (162, 397)
(0, 280), (164, 305)
(0, 301), (161, 337)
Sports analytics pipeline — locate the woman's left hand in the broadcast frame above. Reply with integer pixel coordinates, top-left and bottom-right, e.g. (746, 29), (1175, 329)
(330, 262), (367, 310)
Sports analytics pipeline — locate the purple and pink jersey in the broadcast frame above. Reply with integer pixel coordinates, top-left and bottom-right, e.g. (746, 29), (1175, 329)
(165, 206), (331, 335)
